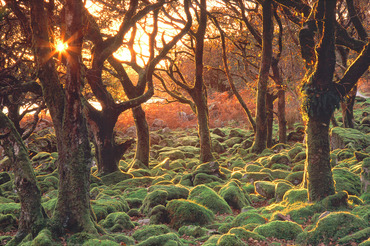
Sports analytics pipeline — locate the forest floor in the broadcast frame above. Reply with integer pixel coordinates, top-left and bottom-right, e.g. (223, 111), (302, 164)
(0, 94), (369, 245)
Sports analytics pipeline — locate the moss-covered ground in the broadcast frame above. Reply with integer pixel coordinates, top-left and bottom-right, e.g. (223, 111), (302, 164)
(0, 97), (369, 245)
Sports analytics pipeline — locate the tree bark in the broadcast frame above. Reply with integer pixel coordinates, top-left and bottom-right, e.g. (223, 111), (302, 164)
(30, 0), (97, 234)
(0, 112), (46, 245)
(132, 106), (150, 167)
(266, 92), (274, 148)
(251, 0), (273, 153)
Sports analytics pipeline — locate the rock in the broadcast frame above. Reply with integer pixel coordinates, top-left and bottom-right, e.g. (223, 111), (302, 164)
(275, 182), (293, 202)
(229, 129), (246, 138)
(148, 205), (169, 224)
(242, 172), (273, 183)
(285, 171), (304, 185)
(224, 137), (243, 148)
(254, 181), (276, 199)
(212, 128), (226, 137)
(193, 173), (224, 186)
(288, 145), (304, 159)
(140, 190), (168, 214)
(82, 239), (120, 245)
(217, 233), (245, 246)
(91, 194), (130, 221)
(158, 149), (186, 161)
(296, 211), (368, 245)
(333, 167), (361, 196)
(219, 180), (251, 209)
(267, 153), (291, 168)
(166, 199), (214, 229)
(132, 224), (171, 241)
(192, 161), (227, 180)
(100, 171), (133, 186)
(230, 211), (267, 228)
(178, 225), (208, 238)
(151, 119), (167, 130)
(338, 227), (370, 245)
(148, 184), (189, 200)
(100, 212), (135, 232)
(30, 229), (54, 246)
(245, 164), (263, 172)
(362, 157), (370, 194)
(254, 221), (303, 240)
(125, 126), (137, 137)
(188, 185), (232, 214)
(282, 189), (308, 204)
(228, 227), (266, 241)
(330, 127), (370, 151)
(212, 139), (225, 153)
(136, 232), (183, 246)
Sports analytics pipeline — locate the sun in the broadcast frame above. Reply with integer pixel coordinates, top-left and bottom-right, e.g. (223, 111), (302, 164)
(56, 42), (68, 53)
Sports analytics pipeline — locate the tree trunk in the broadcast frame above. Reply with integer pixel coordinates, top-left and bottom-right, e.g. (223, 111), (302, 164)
(306, 117), (336, 201)
(342, 85), (356, 128)
(132, 105), (150, 167)
(0, 112), (46, 245)
(266, 92), (274, 148)
(251, 0), (273, 153)
(194, 92), (214, 163)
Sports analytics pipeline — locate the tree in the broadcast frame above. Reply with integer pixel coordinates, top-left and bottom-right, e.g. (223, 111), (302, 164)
(158, 0), (214, 163)
(83, 0), (192, 173)
(29, 0), (98, 234)
(296, 0), (369, 201)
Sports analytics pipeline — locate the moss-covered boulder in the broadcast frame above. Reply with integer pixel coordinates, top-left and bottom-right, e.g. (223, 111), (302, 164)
(140, 190), (168, 214)
(254, 181), (275, 199)
(228, 227), (266, 241)
(203, 235), (221, 246)
(285, 171), (304, 185)
(67, 232), (98, 245)
(100, 212), (135, 232)
(282, 189), (308, 204)
(158, 149), (186, 161)
(136, 233), (183, 246)
(253, 221), (303, 240)
(0, 172), (11, 185)
(91, 194), (129, 221)
(230, 211), (267, 228)
(132, 224), (171, 241)
(113, 177), (154, 191)
(338, 227), (370, 245)
(297, 212), (368, 245)
(332, 167), (361, 196)
(148, 184), (189, 200)
(216, 233), (246, 246)
(188, 185), (232, 214)
(100, 171), (133, 186)
(242, 172), (273, 183)
(275, 182), (294, 202)
(192, 161), (227, 180)
(330, 127), (370, 151)
(166, 199), (214, 229)
(82, 239), (120, 246)
(245, 164), (263, 172)
(148, 205), (170, 224)
(362, 157), (370, 194)
(267, 153), (291, 168)
(219, 180), (251, 209)
(29, 228), (55, 246)
(178, 225), (208, 238)
(0, 214), (17, 232)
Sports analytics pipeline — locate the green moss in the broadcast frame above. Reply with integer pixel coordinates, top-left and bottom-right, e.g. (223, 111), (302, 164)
(192, 161), (227, 180)
(352, 205), (370, 223)
(285, 171), (304, 185)
(149, 205), (169, 224)
(99, 171), (133, 186)
(253, 221), (303, 240)
(158, 149), (186, 161)
(0, 214), (17, 232)
(202, 235), (221, 246)
(100, 212), (135, 232)
(218, 180), (251, 209)
(67, 232), (97, 245)
(254, 181), (276, 199)
(330, 127), (370, 150)
(91, 195), (129, 221)
(189, 185), (231, 214)
(242, 172), (273, 183)
(136, 232), (183, 246)
(104, 234), (135, 245)
(82, 239), (120, 245)
(113, 177), (154, 191)
(292, 152), (306, 163)
(166, 199), (214, 229)
(30, 229), (54, 246)
(140, 190), (168, 214)
(193, 173), (224, 186)
(275, 182), (293, 202)
(0, 202), (21, 216)
(216, 233), (245, 246)
(230, 211), (267, 227)
(178, 225), (208, 238)
(282, 189), (308, 204)
(288, 146), (304, 159)
(42, 198), (57, 216)
(132, 224), (171, 241)
(316, 191), (349, 210)
(123, 187), (148, 200)
(228, 227), (266, 241)
(148, 185), (189, 200)
(338, 227), (370, 245)
(245, 164), (263, 172)
(267, 153), (291, 168)
(297, 211), (368, 245)
(333, 168), (361, 196)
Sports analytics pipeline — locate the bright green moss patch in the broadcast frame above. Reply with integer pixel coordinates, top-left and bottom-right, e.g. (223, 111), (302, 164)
(285, 171), (304, 185)
(148, 185), (189, 200)
(178, 225), (208, 238)
(254, 181), (275, 199)
(100, 212), (135, 232)
(338, 227), (370, 245)
(230, 211), (267, 228)
(82, 239), (120, 246)
(282, 189), (308, 204)
(202, 235), (221, 246)
(91, 195), (129, 221)
(275, 182), (293, 202)
(228, 227), (266, 241)
(333, 167), (361, 196)
(0, 202), (21, 216)
(132, 224), (171, 241)
(149, 205), (170, 224)
(193, 173), (224, 186)
(166, 199), (214, 229)
(189, 185), (231, 214)
(253, 221), (303, 240)
(67, 232), (97, 245)
(218, 180), (251, 209)
(296, 211), (368, 245)
(30, 228), (55, 246)
(136, 232), (183, 246)
(140, 190), (168, 214)
(113, 177), (154, 191)
(216, 233), (245, 246)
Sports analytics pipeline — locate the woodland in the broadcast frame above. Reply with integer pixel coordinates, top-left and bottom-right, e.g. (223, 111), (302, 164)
(0, 0), (369, 245)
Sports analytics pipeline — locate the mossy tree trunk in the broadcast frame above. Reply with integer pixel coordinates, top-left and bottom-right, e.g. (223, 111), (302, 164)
(30, 0), (97, 234)
(0, 112), (46, 245)
(266, 91), (275, 148)
(251, 0), (273, 153)
(132, 106), (150, 166)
